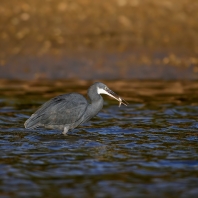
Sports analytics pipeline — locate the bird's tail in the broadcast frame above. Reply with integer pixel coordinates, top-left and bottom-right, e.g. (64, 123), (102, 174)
(24, 114), (41, 129)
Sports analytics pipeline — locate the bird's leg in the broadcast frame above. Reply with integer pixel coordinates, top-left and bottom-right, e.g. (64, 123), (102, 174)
(63, 126), (69, 135)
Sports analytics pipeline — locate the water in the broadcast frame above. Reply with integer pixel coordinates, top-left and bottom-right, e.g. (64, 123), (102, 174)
(0, 80), (198, 198)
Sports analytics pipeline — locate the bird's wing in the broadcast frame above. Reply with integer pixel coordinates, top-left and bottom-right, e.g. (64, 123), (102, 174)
(25, 93), (88, 129)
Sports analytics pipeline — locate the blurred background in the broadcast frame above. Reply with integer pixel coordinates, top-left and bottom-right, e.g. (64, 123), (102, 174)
(0, 0), (198, 80)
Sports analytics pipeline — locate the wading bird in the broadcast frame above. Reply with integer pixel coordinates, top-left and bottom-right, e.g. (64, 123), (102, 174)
(24, 82), (127, 135)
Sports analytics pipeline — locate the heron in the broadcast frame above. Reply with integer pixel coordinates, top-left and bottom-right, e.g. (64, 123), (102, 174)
(24, 82), (127, 135)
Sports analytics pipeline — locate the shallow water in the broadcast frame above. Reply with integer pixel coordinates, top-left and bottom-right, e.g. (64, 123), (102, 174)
(0, 80), (198, 198)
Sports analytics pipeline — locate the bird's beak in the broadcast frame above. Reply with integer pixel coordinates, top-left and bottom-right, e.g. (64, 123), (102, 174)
(98, 87), (128, 107)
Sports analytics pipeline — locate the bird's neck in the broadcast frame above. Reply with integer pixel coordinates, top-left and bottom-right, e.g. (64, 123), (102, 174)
(87, 89), (103, 111)
(88, 95), (103, 117)
(88, 93), (102, 104)
(87, 87), (103, 115)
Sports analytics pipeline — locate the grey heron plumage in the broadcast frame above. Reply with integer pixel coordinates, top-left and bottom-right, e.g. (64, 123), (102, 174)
(24, 82), (127, 135)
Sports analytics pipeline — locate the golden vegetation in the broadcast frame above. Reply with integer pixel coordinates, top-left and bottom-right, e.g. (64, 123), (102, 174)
(0, 0), (198, 78)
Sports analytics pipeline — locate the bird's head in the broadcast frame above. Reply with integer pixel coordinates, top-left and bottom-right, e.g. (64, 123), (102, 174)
(94, 82), (128, 107)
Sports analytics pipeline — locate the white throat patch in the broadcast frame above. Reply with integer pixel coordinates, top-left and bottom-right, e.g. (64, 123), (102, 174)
(97, 87), (109, 95)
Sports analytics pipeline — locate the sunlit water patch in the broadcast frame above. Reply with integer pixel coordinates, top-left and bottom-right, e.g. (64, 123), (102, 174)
(0, 80), (198, 198)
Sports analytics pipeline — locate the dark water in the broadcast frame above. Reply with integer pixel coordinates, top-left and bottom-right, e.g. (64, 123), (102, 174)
(0, 80), (198, 198)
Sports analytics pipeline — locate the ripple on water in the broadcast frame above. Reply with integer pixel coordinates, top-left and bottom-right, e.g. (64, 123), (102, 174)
(0, 80), (198, 197)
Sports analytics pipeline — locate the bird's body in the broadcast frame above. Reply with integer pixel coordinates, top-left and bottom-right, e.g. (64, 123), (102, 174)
(24, 82), (127, 135)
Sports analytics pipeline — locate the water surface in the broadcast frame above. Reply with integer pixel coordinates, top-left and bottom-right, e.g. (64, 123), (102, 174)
(0, 80), (198, 198)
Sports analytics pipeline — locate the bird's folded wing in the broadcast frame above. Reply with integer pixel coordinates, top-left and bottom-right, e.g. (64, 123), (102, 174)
(25, 93), (88, 129)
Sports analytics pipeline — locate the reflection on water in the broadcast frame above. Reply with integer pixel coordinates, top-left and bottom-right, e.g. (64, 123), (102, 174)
(0, 80), (198, 197)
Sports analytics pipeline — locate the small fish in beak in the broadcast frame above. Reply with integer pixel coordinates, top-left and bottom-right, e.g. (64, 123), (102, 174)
(105, 87), (128, 107)
(118, 97), (128, 107)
